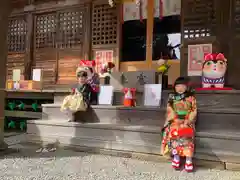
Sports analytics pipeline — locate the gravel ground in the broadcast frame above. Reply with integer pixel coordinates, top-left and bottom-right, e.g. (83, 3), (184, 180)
(0, 133), (239, 180)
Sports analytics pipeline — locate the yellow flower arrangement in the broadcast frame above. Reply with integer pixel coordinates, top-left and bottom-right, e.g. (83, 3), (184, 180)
(157, 59), (171, 75)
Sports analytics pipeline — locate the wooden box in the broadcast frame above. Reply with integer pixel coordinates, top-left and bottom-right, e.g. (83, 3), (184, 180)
(6, 80), (14, 90)
(110, 71), (157, 91)
(20, 80), (42, 90)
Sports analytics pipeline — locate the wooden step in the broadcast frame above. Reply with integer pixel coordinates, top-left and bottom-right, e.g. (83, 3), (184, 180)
(5, 110), (42, 119)
(26, 120), (240, 164)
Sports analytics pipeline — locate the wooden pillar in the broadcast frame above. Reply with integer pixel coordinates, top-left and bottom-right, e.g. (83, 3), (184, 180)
(0, 0), (10, 149)
(24, 13), (34, 80)
(146, 0), (154, 69)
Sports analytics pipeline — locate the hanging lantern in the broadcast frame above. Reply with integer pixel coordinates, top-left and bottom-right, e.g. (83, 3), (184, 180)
(108, 0), (114, 7)
(135, 0), (142, 22)
(108, 0), (124, 7)
(135, 0), (140, 6)
(159, 0), (163, 19)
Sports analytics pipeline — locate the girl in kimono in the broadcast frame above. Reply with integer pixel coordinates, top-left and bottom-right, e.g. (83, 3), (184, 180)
(161, 76), (197, 172)
(76, 60), (100, 104)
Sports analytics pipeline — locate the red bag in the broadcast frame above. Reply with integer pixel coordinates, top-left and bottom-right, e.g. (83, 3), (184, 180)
(171, 128), (194, 138)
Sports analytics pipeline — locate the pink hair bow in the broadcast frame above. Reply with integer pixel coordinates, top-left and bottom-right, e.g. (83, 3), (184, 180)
(204, 53), (214, 61)
(216, 53), (226, 61)
(79, 60), (96, 67)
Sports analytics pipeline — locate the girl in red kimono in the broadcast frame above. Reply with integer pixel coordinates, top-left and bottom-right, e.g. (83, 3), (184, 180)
(161, 77), (197, 172)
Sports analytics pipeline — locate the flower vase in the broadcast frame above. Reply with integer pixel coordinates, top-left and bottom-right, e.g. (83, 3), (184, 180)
(162, 74), (168, 89)
(104, 73), (111, 85)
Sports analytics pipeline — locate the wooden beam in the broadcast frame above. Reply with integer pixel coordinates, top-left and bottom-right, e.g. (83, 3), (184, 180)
(146, 0), (154, 69)
(24, 13), (34, 80)
(0, 0), (11, 148)
(83, 3), (91, 60)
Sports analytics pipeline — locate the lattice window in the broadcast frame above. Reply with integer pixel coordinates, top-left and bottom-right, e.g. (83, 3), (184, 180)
(7, 18), (27, 52)
(59, 10), (84, 48)
(92, 4), (118, 45)
(183, 29), (211, 39)
(233, 0), (240, 34)
(182, 0), (216, 39)
(35, 14), (57, 49)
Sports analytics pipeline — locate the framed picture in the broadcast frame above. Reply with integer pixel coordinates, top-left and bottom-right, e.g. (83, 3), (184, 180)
(98, 85), (114, 105)
(188, 44), (212, 76)
(144, 84), (162, 106)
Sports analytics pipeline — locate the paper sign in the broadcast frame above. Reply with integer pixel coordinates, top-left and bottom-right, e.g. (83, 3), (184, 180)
(12, 69), (21, 81)
(98, 85), (114, 105)
(32, 69), (42, 81)
(188, 44), (212, 76)
(95, 50), (114, 74)
(144, 84), (162, 106)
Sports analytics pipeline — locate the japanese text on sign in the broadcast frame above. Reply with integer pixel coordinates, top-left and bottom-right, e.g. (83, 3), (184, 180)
(95, 50), (114, 74)
(187, 44), (212, 76)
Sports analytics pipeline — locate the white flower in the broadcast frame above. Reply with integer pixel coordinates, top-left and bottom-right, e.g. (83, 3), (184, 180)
(157, 59), (166, 66)
(172, 149), (177, 155)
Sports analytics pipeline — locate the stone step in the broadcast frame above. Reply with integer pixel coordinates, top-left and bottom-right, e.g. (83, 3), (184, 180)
(27, 120), (240, 164)
(53, 89), (240, 109)
(42, 104), (240, 132)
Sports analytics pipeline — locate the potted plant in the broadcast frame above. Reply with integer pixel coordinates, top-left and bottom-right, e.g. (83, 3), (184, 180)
(100, 62), (115, 85)
(157, 59), (170, 89)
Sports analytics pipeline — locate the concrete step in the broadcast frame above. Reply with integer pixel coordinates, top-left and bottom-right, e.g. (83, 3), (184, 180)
(42, 104), (166, 125)
(27, 120), (240, 164)
(52, 89), (240, 109)
(42, 104), (240, 132)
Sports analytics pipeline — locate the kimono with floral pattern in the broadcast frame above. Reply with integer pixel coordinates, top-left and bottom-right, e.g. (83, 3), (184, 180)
(161, 94), (197, 157)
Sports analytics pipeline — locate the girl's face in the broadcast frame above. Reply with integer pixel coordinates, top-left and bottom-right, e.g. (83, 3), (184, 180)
(78, 76), (87, 84)
(175, 84), (187, 94)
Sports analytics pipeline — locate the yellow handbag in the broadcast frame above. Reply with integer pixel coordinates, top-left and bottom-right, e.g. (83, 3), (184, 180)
(60, 95), (72, 112)
(68, 92), (87, 112)
(60, 89), (87, 112)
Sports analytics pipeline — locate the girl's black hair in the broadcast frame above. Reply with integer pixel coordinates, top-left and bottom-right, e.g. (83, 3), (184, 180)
(174, 76), (189, 88)
(77, 71), (88, 78)
(168, 76), (195, 107)
(88, 67), (93, 73)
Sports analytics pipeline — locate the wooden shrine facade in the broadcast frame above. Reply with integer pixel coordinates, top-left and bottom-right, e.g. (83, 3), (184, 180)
(8, 0), (120, 88)
(181, 0), (240, 89)
(7, 0), (240, 89)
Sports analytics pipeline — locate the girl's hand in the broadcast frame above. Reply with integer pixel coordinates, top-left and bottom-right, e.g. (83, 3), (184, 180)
(180, 124), (187, 128)
(183, 120), (190, 127)
(70, 88), (76, 95)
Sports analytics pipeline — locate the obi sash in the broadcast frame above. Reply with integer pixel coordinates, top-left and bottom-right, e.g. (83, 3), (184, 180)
(202, 76), (224, 84)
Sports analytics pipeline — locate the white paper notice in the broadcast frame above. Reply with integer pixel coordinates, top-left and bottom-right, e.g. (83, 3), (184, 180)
(12, 69), (21, 81)
(144, 84), (162, 106)
(32, 69), (42, 81)
(98, 85), (114, 105)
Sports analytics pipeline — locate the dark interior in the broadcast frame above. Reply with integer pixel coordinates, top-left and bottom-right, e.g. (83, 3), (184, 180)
(121, 15), (181, 62)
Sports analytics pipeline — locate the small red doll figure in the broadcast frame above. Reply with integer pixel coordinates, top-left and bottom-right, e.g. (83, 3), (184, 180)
(123, 88), (136, 107)
(202, 53), (227, 88)
(161, 77), (197, 172)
